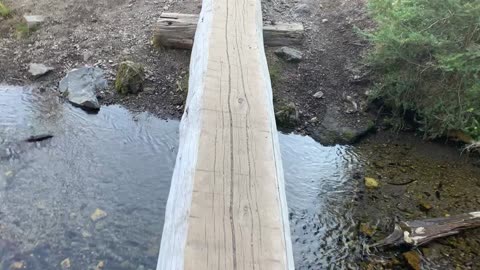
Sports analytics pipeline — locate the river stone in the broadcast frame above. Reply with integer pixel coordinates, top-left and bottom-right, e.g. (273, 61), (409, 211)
(60, 258), (71, 269)
(274, 47), (303, 63)
(90, 208), (107, 222)
(59, 67), (107, 110)
(403, 251), (421, 270)
(309, 105), (375, 145)
(365, 177), (379, 189)
(313, 91), (324, 99)
(115, 61), (145, 95)
(28, 63), (53, 77)
(10, 261), (25, 270)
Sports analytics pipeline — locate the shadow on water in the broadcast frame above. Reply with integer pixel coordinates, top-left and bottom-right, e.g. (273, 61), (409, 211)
(0, 85), (366, 269)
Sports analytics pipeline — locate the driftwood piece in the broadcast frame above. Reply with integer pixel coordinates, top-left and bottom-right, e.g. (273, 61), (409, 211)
(156, 0), (294, 268)
(375, 211), (480, 247)
(153, 13), (304, 49)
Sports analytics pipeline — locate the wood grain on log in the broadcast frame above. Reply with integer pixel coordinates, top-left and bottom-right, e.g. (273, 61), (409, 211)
(156, 0), (294, 269)
(375, 211), (480, 248)
(153, 13), (304, 49)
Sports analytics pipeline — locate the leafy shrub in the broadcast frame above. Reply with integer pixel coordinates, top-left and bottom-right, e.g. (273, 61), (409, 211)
(365, 0), (480, 140)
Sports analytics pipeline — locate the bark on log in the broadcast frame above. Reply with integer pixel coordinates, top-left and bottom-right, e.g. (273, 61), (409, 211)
(374, 211), (480, 248)
(153, 13), (304, 49)
(156, 0), (294, 269)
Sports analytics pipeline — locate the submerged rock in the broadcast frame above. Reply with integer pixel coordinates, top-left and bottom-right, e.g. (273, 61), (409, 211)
(115, 61), (145, 95)
(10, 261), (25, 270)
(419, 201), (433, 212)
(28, 63), (53, 77)
(25, 134), (53, 142)
(274, 47), (303, 63)
(90, 208), (107, 222)
(313, 91), (324, 99)
(59, 67), (107, 110)
(60, 258), (71, 269)
(403, 251), (421, 270)
(359, 222), (375, 237)
(95, 261), (105, 270)
(365, 177), (379, 189)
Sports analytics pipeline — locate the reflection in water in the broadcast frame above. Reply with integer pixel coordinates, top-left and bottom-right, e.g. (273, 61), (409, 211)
(280, 134), (362, 269)
(0, 85), (362, 269)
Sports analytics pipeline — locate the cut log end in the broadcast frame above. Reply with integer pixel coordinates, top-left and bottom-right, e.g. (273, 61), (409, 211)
(153, 12), (305, 49)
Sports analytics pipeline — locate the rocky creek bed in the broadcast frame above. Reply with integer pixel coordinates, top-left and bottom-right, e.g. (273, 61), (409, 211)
(1, 0), (480, 269)
(0, 85), (479, 270)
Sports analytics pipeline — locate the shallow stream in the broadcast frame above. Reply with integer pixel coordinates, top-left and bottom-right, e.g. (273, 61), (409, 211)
(1, 85), (479, 270)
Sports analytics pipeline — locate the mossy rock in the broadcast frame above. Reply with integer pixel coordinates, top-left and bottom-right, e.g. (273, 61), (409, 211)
(115, 61), (145, 95)
(275, 101), (299, 129)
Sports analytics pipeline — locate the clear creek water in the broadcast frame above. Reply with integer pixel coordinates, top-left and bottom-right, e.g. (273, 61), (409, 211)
(0, 85), (361, 270)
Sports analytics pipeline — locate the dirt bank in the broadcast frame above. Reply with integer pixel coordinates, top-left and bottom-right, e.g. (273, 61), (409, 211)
(0, 0), (375, 145)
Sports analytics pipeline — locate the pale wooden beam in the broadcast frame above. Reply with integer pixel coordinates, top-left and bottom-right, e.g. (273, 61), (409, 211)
(153, 12), (304, 49)
(156, 0), (294, 269)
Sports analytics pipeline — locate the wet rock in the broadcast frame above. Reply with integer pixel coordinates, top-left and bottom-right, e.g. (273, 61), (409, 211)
(419, 201), (433, 212)
(275, 102), (299, 129)
(310, 105), (375, 145)
(359, 223), (375, 237)
(90, 208), (107, 222)
(81, 230), (92, 238)
(60, 258), (71, 269)
(59, 67), (107, 110)
(25, 134), (53, 142)
(309, 117), (318, 123)
(274, 47), (303, 63)
(403, 251), (421, 270)
(23, 15), (45, 29)
(313, 91), (324, 99)
(115, 61), (145, 95)
(28, 63), (53, 77)
(365, 177), (379, 189)
(95, 260), (105, 270)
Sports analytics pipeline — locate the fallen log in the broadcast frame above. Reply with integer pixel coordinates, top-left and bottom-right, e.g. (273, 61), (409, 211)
(153, 13), (304, 49)
(374, 211), (480, 248)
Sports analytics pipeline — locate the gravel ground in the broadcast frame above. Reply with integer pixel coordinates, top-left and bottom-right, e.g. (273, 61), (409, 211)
(0, 0), (375, 145)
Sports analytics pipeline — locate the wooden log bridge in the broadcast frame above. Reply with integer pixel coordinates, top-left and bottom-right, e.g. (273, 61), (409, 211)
(156, 0), (294, 269)
(153, 13), (304, 49)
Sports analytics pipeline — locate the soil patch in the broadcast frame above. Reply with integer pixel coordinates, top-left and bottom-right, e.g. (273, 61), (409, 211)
(0, 0), (375, 145)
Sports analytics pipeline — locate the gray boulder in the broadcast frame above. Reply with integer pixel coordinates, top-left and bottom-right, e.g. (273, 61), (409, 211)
(274, 47), (303, 63)
(310, 105), (375, 145)
(59, 67), (107, 110)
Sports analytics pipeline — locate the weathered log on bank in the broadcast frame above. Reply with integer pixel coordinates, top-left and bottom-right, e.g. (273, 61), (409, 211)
(156, 0), (294, 269)
(375, 211), (480, 248)
(153, 13), (304, 49)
